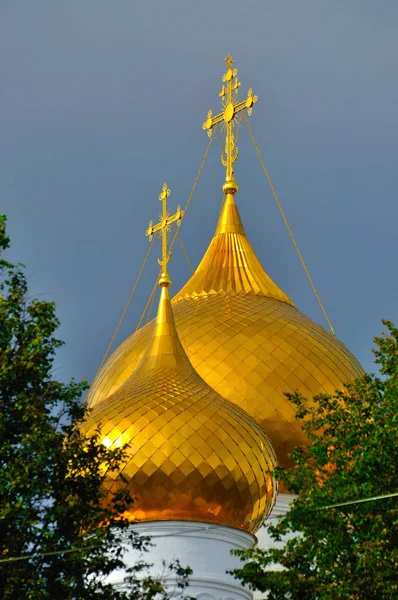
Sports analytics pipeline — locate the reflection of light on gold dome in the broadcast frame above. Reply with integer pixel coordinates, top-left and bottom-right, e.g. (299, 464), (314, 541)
(83, 183), (277, 533)
(87, 194), (363, 468)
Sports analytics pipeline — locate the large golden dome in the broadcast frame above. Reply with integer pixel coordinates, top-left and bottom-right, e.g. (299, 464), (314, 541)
(83, 272), (277, 533)
(87, 192), (364, 468)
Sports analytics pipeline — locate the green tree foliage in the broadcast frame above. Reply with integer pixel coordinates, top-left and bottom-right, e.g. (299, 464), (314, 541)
(233, 321), (398, 599)
(0, 215), (191, 599)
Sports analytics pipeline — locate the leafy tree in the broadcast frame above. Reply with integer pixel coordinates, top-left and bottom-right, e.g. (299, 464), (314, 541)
(0, 215), (191, 599)
(233, 321), (398, 600)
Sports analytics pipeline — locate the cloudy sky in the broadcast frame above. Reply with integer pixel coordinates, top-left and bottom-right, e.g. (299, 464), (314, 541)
(1, 1), (397, 386)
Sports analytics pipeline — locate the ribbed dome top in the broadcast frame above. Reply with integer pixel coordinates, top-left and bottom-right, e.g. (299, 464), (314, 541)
(175, 193), (294, 303)
(83, 281), (277, 532)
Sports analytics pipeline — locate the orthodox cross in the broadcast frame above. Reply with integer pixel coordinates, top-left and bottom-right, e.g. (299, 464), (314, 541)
(202, 54), (257, 188)
(145, 183), (184, 282)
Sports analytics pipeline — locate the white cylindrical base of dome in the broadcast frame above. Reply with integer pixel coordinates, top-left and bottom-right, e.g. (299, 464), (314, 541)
(256, 492), (295, 551)
(108, 521), (256, 600)
(254, 493), (296, 600)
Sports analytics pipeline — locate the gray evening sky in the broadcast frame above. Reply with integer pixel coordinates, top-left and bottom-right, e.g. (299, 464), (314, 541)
(1, 1), (397, 386)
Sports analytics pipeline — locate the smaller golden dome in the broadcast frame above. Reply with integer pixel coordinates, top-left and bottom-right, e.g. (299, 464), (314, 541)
(83, 277), (277, 533)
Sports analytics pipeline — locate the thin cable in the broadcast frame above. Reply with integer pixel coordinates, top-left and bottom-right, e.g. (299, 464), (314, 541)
(2, 491), (397, 564)
(93, 236), (155, 383)
(0, 520), (254, 564)
(243, 113), (335, 336)
(136, 270), (160, 331)
(0, 545), (98, 564)
(146, 278), (158, 323)
(0, 516), (268, 565)
(168, 130), (215, 256)
(311, 491), (398, 512)
(177, 229), (194, 274)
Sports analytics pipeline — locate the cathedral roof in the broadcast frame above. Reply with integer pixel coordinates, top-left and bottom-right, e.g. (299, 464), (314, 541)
(86, 56), (364, 470)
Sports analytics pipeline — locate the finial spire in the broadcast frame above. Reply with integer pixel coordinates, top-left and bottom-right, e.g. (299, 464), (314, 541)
(225, 54), (234, 69)
(202, 55), (258, 195)
(140, 184), (189, 372)
(145, 183), (184, 287)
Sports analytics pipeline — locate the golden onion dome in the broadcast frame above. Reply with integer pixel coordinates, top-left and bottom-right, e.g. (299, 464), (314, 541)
(82, 272), (277, 533)
(87, 191), (364, 469)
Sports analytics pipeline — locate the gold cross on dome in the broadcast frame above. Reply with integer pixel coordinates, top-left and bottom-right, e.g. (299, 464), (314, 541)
(145, 183), (184, 280)
(202, 55), (258, 190)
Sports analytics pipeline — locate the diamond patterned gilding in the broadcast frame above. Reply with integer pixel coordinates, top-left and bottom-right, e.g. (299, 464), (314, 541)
(87, 195), (363, 468)
(83, 284), (277, 533)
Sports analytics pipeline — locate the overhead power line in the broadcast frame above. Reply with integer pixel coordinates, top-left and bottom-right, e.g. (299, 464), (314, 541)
(311, 491), (398, 511)
(1, 491), (396, 564)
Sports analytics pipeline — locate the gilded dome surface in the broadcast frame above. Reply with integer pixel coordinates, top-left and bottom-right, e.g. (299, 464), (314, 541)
(83, 281), (277, 533)
(87, 193), (364, 468)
